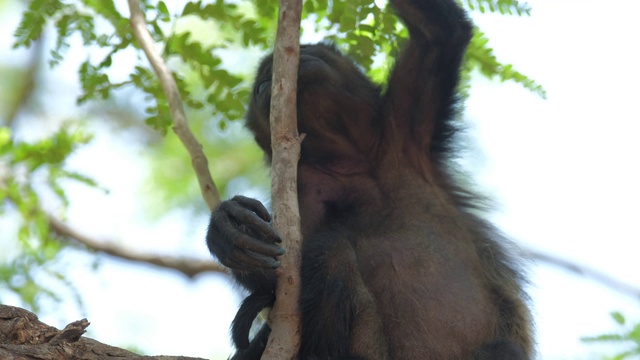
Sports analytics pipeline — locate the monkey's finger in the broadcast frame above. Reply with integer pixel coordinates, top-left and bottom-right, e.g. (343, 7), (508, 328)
(229, 249), (281, 270)
(212, 244), (277, 270)
(231, 195), (272, 222)
(208, 209), (282, 260)
(234, 233), (285, 258)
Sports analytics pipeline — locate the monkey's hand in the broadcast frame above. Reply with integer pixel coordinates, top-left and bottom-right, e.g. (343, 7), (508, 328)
(207, 195), (285, 270)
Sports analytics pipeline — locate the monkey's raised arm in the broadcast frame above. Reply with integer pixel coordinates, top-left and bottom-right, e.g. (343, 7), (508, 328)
(383, 0), (472, 157)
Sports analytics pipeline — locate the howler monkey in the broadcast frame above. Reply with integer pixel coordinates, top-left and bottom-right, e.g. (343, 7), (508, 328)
(206, 0), (534, 359)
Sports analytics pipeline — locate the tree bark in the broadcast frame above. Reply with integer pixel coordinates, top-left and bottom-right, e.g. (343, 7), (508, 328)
(0, 305), (206, 360)
(261, 0), (304, 359)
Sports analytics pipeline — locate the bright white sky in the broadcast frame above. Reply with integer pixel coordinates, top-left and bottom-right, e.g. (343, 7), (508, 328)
(1, 0), (640, 359)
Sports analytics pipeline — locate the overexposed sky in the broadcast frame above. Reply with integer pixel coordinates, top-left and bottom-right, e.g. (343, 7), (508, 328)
(1, 0), (640, 359)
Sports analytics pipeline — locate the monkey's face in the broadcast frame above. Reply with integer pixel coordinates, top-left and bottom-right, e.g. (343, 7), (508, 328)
(246, 44), (382, 173)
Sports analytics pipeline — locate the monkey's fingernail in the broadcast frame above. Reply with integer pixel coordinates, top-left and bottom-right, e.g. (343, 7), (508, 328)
(276, 247), (286, 255)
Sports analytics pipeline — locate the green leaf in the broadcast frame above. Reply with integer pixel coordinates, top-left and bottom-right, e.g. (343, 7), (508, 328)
(612, 312), (627, 325)
(82, 0), (122, 23)
(466, 30), (546, 98)
(13, 0), (67, 48)
(0, 127), (11, 148)
(254, 0), (278, 19)
(582, 311), (640, 359)
(630, 323), (640, 342)
(464, 0), (532, 16)
(583, 334), (626, 343)
(158, 1), (170, 21)
(78, 61), (116, 103)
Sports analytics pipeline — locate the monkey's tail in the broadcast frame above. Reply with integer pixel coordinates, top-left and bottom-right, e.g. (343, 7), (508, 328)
(231, 290), (275, 350)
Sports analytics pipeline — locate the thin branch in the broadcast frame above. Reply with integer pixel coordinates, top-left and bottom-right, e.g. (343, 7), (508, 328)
(48, 215), (226, 278)
(529, 249), (640, 300)
(261, 0), (304, 358)
(48, 211), (640, 299)
(126, 0), (220, 210)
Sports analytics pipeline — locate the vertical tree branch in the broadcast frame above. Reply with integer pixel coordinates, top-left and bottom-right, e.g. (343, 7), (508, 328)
(261, 0), (304, 359)
(127, 0), (220, 210)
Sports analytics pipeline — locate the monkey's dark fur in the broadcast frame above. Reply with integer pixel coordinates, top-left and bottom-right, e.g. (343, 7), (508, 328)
(206, 0), (534, 358)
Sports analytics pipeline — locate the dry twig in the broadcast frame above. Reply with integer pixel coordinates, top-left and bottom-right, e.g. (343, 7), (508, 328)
(49, 215), (226, 278)
(529, 249), (640, 300)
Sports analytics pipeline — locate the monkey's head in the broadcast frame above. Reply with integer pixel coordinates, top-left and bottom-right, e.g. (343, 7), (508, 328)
(246, 44), (382, 174)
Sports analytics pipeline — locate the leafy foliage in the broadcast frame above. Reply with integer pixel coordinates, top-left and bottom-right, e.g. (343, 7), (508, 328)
(466, 30), (546, 97)
(0, 125), (95, 310)
(583, 312), (640, 360)
(11, 0), (543, 132)
(464, 0), (531, 16)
